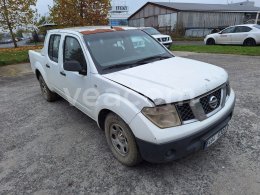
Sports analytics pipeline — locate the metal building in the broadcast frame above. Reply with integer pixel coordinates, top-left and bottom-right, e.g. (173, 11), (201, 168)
(128, 1), (260, 36)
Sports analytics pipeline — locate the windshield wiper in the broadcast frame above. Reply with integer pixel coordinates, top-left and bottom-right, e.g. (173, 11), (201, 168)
(135, 55), (172, 64)
(103, 62), (140, 71)
(103, 55), (172, 71)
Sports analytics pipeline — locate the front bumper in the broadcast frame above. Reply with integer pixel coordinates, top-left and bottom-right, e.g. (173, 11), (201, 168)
(129, 90), (235, 163)
(162, 41), (172, 48)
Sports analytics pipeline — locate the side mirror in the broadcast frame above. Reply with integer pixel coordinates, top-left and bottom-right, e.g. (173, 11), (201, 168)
(64, 60), (87, 75)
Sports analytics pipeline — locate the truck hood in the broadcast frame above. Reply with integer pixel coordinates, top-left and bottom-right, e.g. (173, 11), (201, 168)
(103, 57), (228, 105)
(152, 34), (170, 39)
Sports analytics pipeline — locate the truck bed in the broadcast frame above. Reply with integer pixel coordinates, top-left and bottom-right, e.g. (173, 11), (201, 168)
(28, 49), (46, 74)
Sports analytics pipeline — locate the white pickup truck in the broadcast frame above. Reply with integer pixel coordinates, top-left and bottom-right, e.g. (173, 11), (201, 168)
(29, 26), (235, 166)
(140, 27), (173, 48)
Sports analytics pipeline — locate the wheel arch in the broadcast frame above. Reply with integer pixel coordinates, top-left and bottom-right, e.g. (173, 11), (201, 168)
(95, 93), (142, 131)
(35, 69), (41, 80)
(98, 109), (112, 130)
(33, 63), (54, 91)
(243, 37), (256, 45)
(206, 37), (216, 44)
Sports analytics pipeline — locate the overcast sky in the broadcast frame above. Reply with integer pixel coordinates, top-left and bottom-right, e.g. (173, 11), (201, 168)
(37, 0), (260, 16)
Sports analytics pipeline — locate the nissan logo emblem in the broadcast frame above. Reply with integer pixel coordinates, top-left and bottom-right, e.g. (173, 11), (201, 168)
(209, 96), (218, 109)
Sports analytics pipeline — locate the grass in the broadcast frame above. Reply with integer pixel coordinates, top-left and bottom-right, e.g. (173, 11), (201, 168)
(0, 46), (42, 66)
(170, 45), (260, 56)
(0, 44), (259, 66)
(173, 37), (204, 41)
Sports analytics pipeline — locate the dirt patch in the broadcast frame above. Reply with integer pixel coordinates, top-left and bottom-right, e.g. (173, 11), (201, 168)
(0, 63), (32, 77)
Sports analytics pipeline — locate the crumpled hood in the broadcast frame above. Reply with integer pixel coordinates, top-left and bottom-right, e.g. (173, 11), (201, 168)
(103, 57), (228, 105)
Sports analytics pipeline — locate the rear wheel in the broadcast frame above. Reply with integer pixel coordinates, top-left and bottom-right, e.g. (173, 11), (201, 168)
(206, 38), (215, 45)
(243, 38), (256, 46)
(38, 75), (58, 102)
(105, 113), (142, 166)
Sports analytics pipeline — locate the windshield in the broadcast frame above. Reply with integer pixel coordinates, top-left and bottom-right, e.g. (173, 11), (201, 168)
(84, 30), (173, 73)
(142, 28), (161, 35)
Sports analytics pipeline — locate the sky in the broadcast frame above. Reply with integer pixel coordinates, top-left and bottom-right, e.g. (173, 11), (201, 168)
(37, 0), (260, 16)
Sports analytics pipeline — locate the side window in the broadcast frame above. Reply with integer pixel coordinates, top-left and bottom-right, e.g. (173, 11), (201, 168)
(64, 36), (87, 69)
(48, 35), (61, 63)
(234, 26), (252, 33)
(222, 27), (235, 34)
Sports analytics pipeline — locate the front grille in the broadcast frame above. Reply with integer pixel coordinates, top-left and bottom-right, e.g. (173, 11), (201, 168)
(200, 89), (222, 114)
(176, 103), (195, 121)
(162, 38), (168, 42)
(175, 87), (224, 122)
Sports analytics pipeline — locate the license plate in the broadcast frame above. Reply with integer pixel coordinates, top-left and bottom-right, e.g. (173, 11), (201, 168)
(205, 125), (228, 148)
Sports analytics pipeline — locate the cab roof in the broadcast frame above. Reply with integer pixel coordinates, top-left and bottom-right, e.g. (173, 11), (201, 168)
(234, 24), (258, 27)
(48, 26), (138, 35)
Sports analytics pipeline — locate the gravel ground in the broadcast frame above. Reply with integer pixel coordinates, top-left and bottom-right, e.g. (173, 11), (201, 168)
(0, 53), (260, 194)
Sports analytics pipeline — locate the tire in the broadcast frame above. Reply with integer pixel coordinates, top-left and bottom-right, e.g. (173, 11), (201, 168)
(243, 38), (256, 46)
(105, 113), (142, 166)
(38, 75), (58, 102)
(206, 38), (215, 45)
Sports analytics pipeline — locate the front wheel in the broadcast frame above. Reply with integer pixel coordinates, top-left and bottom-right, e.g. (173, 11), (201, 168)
(206, 38), (215, 45)
(105, 113), (142, 166)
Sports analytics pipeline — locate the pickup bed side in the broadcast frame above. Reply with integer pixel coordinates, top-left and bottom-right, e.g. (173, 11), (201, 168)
(29, 50), (54, 91)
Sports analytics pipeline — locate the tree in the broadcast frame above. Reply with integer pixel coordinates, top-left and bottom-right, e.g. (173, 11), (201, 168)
(37, 16), (47, 26)
(0, 32), (3, 41)
(0, 0), (36, 47)
(50, 0), (110, 27)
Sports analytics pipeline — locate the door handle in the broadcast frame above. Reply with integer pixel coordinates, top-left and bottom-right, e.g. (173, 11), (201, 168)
(60, 71), (66, 76)
(46, 64), (50, 68)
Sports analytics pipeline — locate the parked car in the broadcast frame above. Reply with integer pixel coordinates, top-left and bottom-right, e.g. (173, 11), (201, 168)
(140, 27), (173, 48)
(0, 39), (13, 44)
(29, 26), (235, 166)
(205, 24), (260, 46)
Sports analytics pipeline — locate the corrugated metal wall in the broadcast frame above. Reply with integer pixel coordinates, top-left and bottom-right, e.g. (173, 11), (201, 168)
(178, 12), (245, 28)
(128, 3), (246, 29)
(128, 3), (177, 28)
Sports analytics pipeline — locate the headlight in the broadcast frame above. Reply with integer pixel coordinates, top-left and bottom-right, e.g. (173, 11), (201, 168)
(141, 104), (181, 129)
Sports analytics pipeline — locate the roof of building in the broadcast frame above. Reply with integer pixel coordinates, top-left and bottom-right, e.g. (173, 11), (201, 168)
(129, 1), (260, 19)
(152, 1), (260, 12)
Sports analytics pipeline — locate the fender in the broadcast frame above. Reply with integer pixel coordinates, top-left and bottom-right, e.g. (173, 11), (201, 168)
(244, 35), (257, 42)
(94, 93), (157, 142)
(33, 62), (54, 91)
(94, 93), (141, 126)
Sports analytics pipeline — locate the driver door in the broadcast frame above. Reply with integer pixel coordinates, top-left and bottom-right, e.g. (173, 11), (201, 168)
(59, 34), (94, 115)
(217, 27), (235, 44)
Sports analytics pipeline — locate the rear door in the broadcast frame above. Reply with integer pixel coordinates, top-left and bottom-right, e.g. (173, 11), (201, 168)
(216, 27), (235, 44)
(231, 26), (252, 44)
(46, 34), (62, 89)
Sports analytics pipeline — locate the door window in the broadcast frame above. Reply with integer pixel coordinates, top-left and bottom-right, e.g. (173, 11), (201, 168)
(64, 36), (87, 69)
(48, 35), (61, 63)
(221, 27), (235, 34)
(234, 26), (252, 33)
